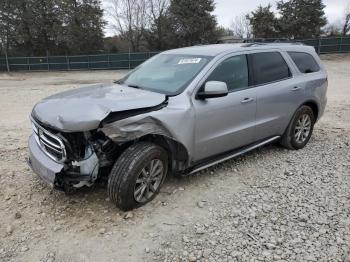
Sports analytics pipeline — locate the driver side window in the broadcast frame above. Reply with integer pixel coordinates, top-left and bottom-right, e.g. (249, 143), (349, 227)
(206, 55), (249, 92)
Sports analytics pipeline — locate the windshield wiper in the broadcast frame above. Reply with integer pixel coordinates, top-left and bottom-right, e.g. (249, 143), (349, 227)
(127, 84), (143, 89)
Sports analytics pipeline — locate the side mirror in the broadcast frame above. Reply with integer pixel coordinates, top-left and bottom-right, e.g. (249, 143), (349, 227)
(197, 81), (229, 99)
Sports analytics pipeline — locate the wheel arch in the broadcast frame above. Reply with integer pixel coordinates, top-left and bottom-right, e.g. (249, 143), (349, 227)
(100, 116), (191, 174)
(281, 101), (317, 150)
(136, 134), (190, 174)
(302, 100), (319, 121)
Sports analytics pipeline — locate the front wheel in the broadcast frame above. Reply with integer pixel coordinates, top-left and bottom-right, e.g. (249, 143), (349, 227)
(108, 142), (168, 211)
(280, 106), (315, 150)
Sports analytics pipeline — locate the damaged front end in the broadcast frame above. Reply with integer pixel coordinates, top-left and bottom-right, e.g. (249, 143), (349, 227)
(28, 117), (124, 190)
(27, 82), (192, 191)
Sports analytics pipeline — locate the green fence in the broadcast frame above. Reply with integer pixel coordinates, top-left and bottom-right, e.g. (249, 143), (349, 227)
(300, 37), (350, 54)
(1, 37), (350, 72)
(243, 36), (350, 53)
(0, 51), (159, 72)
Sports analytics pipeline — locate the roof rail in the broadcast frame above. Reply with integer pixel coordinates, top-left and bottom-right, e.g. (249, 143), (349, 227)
(242, 43), (266, 47)
(242, 41), (304, 47)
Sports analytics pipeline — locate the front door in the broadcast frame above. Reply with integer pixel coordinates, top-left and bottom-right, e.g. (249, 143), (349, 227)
(193, 54), (257, 162)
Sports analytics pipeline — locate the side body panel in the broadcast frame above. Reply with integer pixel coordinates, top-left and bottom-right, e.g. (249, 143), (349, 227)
(190, 52), (257, 162)
(300, 51), (328, 121)
(253, 49), (327, 141)
(253, 50), (304, 140)
(254, 78), (303, 139)
(193, 88), (257, 161)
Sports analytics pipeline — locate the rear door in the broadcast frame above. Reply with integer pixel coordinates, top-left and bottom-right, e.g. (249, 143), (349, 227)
(249, 51), (305, 141)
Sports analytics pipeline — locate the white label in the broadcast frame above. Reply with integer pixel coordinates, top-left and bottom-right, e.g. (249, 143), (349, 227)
(178, 58), (202, 64)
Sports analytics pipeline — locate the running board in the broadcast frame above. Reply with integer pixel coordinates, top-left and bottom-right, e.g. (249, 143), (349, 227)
(189, 136), (280, 174)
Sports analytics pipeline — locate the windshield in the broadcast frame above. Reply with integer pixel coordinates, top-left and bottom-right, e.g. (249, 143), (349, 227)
(120, 54), (212, 95)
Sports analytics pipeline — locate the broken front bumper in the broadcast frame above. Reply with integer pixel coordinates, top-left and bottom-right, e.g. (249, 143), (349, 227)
(28, 134), (64, 187)
(28, 134), (100, 189)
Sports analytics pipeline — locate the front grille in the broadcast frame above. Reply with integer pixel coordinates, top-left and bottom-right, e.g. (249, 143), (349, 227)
(31, 118), (67, 162)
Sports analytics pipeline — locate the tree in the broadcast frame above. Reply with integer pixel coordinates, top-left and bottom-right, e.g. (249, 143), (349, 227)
(0, 0), (20, 57)
(0, 0), (106, 56)
(215, 26), (233, 38)
(108, 0), (148, 52)
(342, 4), (350, 36)
(15, 0), (35, 56)
(247, 4), (277, 38)
(0, 0), (20, 70)
(27, 0), (64, 55)
(144, 0), (173, 50)
(277, 0), (327, 38)
(168, 0), (217, 46)
(323, 23), (342, 37)
(231, 14), (251, 39)
(61, 0), (106, 54)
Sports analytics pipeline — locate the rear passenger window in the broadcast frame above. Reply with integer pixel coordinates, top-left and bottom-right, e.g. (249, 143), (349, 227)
(206, 55), (249, 91)
(288, 52), (320, 74)
(250, 52), (291, 85)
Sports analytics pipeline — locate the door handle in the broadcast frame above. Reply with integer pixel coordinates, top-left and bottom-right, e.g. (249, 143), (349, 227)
(240, 97), (255, 104)
(292, 86), (302, 91)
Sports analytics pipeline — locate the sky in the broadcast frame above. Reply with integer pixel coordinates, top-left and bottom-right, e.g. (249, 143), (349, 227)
(103, 0), (350, 36)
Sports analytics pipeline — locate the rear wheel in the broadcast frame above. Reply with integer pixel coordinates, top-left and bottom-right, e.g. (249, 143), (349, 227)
(108, 142), (168, 211)
(281, 106), (315, 150)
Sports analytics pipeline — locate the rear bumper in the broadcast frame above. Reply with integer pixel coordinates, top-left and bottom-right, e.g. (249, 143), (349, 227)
(28, 134), (64, 187)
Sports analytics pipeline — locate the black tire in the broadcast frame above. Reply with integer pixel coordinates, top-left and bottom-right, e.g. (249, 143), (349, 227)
(108, 142), (168, 211)
(280, 105), (315, 150)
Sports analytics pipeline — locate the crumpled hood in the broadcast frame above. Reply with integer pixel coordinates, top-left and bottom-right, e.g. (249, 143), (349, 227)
(32, 83), (166, 132)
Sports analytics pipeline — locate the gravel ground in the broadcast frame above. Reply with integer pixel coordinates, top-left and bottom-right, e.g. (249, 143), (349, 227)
(155, 130), (350, 261)
(0, 54), (349, 262)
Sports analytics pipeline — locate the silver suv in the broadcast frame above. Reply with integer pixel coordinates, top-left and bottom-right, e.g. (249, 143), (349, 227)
(28, 43), (327, 210)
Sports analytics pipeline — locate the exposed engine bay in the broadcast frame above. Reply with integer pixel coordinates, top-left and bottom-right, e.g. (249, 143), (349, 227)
(31, 117), (130, 190)
(60, 131), (121, 188)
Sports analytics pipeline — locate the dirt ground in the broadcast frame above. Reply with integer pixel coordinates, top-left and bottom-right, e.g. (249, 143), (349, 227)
(0, 54), (349, 262)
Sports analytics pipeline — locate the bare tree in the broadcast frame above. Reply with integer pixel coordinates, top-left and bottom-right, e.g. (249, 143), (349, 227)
(323, 23), (342, 36)
(107, 0), (148, 52)
(146, 0), (170, 50)
(342, 3), (350, 36)
(148, 0), (169, 24)
(230, 13), (252, 39)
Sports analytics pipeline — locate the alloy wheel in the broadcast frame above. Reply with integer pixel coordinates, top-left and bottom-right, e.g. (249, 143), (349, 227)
(134, 159), (164, 203)
(294, 114), (312, 143)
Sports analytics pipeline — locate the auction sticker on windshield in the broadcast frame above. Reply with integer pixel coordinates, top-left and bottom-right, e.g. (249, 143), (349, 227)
(178, 58), (202, 64)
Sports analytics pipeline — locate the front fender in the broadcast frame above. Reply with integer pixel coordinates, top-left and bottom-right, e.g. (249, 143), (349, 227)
(100, 115), (173, 142)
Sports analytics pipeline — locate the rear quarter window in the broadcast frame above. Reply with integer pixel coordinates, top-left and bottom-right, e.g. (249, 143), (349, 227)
(249, 52), (291, 86)
(288, 52), (320, 74)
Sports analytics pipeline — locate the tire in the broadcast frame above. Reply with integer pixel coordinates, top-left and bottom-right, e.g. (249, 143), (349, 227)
(108, 142), (168, 211)
(280, 105), (315, 150)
